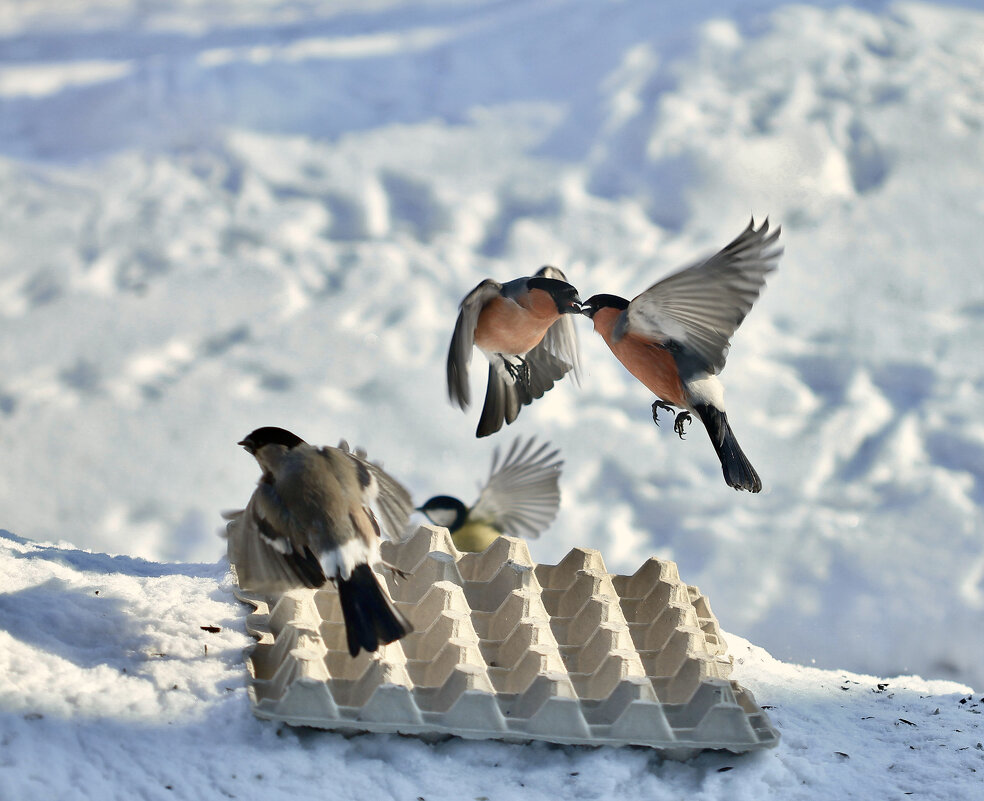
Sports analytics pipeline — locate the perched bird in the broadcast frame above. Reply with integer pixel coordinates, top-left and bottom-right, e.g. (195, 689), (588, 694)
(580, 218), (782, 492)
(447, 266), (582, 438)
(417, 437), (563, 552)
(224, 426), (414, 657)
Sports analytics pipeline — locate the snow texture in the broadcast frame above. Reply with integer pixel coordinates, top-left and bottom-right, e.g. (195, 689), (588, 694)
(2, 530), (982, 801)
(1, 0), (983, 795)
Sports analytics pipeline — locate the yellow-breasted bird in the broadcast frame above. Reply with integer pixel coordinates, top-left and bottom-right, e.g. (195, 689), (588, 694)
(417, 437), (563, 552)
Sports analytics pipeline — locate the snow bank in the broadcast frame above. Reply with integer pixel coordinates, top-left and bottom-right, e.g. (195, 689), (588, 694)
(1, 532), (980, 800)
(0, 0), (982, 707)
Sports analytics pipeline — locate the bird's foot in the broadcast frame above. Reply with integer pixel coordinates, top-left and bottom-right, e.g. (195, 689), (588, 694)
(503, 357), (531, 391)
(651, 400), (676, 426)
(380, 560), (409, 581)
(673, 411), (692, 439)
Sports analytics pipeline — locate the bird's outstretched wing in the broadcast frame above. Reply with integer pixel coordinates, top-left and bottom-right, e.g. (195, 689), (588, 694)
(447, 279), (503, 409)
(468, 437), (563, 539)
(336, 440), (414, 542)
(222, 499), (325, 594)
(621, 218), (782, 374)
(534, 265), (581, 384)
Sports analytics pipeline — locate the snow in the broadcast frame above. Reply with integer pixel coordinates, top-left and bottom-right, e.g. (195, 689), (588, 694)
(2, 531), (982, 801)
(1, 0), (983, 795)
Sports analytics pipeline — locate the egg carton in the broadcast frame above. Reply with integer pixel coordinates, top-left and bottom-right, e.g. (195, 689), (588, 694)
(235, 525), (779, 758)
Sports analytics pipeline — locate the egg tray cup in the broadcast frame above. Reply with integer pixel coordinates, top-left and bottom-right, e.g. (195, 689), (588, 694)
(234, 525), (779, 758)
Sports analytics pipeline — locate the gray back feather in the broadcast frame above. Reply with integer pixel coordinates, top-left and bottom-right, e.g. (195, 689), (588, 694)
(624, 218), (782, 374)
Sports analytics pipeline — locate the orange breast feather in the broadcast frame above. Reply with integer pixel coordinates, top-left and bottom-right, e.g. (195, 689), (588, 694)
(593, 308), (685, 406)
(474, 292), (558, 355)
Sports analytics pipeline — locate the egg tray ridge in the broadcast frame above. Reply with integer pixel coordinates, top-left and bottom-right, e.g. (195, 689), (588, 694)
(234, 525), (779, 758)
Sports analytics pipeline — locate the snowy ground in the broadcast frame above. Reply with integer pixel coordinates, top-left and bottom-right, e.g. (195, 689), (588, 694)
(1, 0), (983, 792)
(2, 531), (981, 801)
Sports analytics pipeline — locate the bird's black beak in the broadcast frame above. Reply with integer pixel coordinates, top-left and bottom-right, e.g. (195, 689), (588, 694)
(579, 302), (596, 319)
(561, 298), (582, 315)
(238, 438), (255, 454)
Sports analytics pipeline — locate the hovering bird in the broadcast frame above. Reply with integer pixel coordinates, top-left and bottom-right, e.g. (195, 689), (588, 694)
(224, 426), (413, 657)
(580, 218), (782, 492)
(447, 266), (582, 438)
(417, 437), (563, 552)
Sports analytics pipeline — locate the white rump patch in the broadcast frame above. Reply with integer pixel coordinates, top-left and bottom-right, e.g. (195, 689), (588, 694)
(320, 536), (380, 581)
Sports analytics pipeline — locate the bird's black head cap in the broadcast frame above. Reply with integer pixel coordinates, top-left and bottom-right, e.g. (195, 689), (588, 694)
(238, 426), (306, 454)
(417, 495), (469, 533)
(527, 276), (582, 315)
(580, 293), (629, 319)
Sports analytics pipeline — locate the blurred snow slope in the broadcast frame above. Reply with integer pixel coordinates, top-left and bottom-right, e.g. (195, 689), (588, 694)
(0, 0), (982, 692)
(2, 531), (982, 801)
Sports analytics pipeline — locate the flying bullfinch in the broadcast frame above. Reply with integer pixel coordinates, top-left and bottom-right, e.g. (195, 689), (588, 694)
(417, 437), (563, 552)
(447, 266), (582, 438)
(224, 426), (413, 657)
(580, 218), (782, 493)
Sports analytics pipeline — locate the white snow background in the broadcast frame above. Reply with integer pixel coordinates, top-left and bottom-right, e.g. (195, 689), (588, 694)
(1, 0), (982, 797)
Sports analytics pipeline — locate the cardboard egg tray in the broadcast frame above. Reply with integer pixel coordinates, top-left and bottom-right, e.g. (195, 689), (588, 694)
(235, 525), (779, 758)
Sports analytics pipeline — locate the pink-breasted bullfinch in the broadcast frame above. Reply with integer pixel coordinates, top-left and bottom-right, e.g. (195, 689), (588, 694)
(447, 266), (581, 438)
(224, 426), (413, 657)
(580, 218), (782, 493)
(417, 437), (563, 552)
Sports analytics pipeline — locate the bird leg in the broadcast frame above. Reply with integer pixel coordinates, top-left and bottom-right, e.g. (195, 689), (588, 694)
(651, 399), (676, 426)
(503, 357), (531, 391)
(673, 411), (692, 439)
(380, 559), (409, 581)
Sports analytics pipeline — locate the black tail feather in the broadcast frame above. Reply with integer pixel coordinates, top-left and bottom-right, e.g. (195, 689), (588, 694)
(336, 564), (413, 657)
(477, 363), (521, 438)
(694, 403), (762, 493)
(477, 350), (572, 438)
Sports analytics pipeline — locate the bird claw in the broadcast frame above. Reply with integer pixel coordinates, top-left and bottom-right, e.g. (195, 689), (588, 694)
(504, 357), (531, 391)
(381, 560), (409, 581)
(673, 411), (692, 439)
(651, 400), (676, 426)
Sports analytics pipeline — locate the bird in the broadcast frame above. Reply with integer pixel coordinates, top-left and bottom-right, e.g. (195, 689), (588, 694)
(417, 437), (563, 552)
(579, 218), (782, 492)
(447, 265), (582, 438)
(224, 426), (414, 657)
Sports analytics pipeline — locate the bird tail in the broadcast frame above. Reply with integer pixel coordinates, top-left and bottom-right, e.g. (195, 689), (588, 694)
(336, 564), (413, 657)
(694, 403), (762, 493)
(476, 350), (572, 438)
(477, 363), (522, 437)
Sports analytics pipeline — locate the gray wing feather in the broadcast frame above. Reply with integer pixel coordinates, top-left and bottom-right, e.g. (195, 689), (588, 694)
(468, 437), (563, 539)
(447, 279), (503, 409)
(336, 441), (414, 542)
(223, 500), (311, 594)
(522, 346), (574, 400)
(624, 218), (782, 374)
(535, 266), (581, 383)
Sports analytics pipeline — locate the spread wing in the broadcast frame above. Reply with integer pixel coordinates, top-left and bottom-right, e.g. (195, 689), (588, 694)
(336, 440), (414, 542)
(622, 218), (782, 374)
(468, 437), (563, 539)
(447, 279), (503, 409)
(222, 494), (326, 595)
(534, 265), (581, 384)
